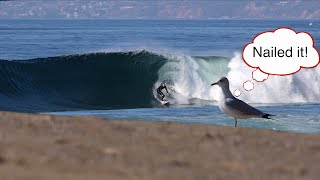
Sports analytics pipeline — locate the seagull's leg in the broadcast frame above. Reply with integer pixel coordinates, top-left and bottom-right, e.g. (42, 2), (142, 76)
(234, 118), (237, 127)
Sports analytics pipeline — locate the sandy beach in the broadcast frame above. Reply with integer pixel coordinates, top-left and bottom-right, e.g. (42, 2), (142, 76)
(0, 111), (318, 180)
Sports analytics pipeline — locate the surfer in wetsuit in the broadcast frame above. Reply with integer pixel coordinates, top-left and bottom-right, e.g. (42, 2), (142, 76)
(157, 83), (169, 101)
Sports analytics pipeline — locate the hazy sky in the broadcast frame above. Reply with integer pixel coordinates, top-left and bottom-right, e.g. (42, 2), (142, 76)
(0, 0), (319, 19)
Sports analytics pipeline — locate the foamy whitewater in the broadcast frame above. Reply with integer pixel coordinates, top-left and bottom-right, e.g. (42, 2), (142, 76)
(155, 52), (320, 105)
(1, 19), (319, 134)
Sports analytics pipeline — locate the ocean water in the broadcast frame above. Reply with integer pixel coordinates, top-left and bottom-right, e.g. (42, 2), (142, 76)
(1, 19), (320, 134)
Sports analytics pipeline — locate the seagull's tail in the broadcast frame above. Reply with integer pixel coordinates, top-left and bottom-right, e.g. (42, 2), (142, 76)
(262, 114), (274, 119)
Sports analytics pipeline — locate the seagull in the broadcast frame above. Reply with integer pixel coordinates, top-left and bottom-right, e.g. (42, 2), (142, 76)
(211, 77), (272, 127)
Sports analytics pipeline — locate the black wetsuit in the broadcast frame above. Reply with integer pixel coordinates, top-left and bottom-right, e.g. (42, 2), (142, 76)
(157, 85), (168, 100)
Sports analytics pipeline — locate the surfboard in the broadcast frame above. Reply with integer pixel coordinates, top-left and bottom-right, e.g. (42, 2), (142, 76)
(160, 100), (170, 106)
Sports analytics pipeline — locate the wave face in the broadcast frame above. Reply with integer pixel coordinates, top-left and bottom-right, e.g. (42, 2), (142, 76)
(0, 50), (228, 112)
(0, 51), (168, 112)
(1, 50), (319, 113)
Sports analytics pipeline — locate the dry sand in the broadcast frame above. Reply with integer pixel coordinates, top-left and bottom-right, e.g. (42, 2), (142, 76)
(0, 111), (319, 180)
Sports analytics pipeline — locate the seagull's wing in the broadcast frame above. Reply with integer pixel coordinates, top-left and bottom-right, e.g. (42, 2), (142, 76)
(225, 98), (264, 116)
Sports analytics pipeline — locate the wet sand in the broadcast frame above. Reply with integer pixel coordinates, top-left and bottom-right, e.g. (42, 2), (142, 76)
(0, 111), (319, 180)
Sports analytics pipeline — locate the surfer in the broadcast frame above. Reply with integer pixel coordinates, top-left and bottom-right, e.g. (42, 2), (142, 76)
(157, 83), (169, 101)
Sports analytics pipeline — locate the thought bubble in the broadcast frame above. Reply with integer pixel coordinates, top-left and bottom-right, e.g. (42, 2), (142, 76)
(243, 28), (320, 76)
(235, 28), (319, 97)
(252, 69), (268, 82)
(234, 89), (241, 97)
(243, 80), (254, 91)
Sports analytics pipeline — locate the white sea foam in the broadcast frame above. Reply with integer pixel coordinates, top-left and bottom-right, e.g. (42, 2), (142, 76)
(155, 52), (320, 104)
(155, 52), (228, 105)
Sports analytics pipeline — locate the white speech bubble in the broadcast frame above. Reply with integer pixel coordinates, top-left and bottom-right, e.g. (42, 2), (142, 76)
(243, 28), (320, 76)
(243, 80), (254, 91)
(252, 69), (269, 82)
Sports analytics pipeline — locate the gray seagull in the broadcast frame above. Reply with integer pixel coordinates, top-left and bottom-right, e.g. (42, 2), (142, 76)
(211, 77), (272, 127)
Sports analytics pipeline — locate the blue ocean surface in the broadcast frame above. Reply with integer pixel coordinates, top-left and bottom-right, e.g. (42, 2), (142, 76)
(49, 104), (320, 134)
(1, 19), (320, 134)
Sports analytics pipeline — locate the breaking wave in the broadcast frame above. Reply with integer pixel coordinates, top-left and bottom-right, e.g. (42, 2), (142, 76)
(0, 50), (318, 112)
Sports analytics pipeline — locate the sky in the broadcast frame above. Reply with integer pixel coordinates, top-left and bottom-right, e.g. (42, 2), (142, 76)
(0, 0), (319, 20)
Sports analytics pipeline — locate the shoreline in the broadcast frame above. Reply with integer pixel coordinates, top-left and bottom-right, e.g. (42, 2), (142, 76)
(0, 111), (319, 179)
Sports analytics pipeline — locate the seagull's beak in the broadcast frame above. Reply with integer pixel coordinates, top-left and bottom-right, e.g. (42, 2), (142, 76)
(211, 82), (218, 86)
